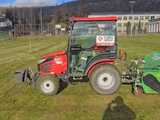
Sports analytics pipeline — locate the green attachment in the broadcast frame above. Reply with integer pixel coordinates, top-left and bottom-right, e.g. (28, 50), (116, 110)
(141, 52), (160, 94)
(123, 52), (160, 94)
(143, 52), (160, 72)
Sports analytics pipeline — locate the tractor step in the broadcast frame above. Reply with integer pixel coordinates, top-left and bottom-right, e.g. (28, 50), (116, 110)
(71, 72), (84, 80)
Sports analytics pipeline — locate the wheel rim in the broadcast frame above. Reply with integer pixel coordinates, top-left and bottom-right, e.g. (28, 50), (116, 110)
(40, 80), (55, 94)
(97, 73), (115, 90)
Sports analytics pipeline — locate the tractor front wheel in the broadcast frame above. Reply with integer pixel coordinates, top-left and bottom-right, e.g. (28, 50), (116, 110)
(36, 75), (60, 96)
(90, 65), (121, 95)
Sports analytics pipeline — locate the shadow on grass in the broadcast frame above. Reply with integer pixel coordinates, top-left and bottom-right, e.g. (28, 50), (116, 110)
(103, 96), (136, 120)
(58, 80), (68, 94)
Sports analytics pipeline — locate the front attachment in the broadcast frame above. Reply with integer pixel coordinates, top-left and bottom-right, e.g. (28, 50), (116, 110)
(15, 68), (39, 86)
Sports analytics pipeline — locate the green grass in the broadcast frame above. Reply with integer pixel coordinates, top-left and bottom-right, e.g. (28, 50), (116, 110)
(0, 34), (160, 120)
(0, 32), (9, 41)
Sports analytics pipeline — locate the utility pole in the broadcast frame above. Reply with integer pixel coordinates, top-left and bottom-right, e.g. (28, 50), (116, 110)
(39, 1), (47, 33)
(30, 7), (33, 34)
(129, 0), (136, 36)
(13, 7), (16, 28)
(129, 0), (136, 14)
(40, 7), (43, 33)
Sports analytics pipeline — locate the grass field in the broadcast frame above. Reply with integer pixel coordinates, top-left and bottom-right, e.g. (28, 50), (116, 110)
(0, 34), (159, 120)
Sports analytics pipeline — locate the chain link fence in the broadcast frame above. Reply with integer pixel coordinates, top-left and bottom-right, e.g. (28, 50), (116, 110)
(13, 24), (56, 36)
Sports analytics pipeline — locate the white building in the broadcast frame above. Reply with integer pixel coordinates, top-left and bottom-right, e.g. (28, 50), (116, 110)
(89, 13), (160, 35)
(148, 18), (160, 33)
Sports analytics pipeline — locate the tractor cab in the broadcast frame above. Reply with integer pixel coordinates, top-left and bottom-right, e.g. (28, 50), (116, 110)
(68, 16), (118, 79)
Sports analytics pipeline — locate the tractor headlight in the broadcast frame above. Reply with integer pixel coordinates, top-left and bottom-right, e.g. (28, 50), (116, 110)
(54, 57), (63, 64)
(38, 58), (46, 64)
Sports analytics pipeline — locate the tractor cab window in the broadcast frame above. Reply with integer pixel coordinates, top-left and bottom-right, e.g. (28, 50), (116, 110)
(72, 21), (115, 36)
(71, 21), (116, 48)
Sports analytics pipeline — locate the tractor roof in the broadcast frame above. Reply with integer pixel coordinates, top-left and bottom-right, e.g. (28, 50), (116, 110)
(70, 16), (118, 22)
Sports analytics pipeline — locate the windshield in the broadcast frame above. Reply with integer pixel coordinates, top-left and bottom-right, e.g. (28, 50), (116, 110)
(71, 21), (116, 48)
(72, 21), (116, 36)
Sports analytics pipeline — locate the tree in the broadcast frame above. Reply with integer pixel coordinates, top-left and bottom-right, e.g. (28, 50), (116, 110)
(126, 21), (131, 35)
(138, 20), (142, 34)
(132, 24), (136, 35)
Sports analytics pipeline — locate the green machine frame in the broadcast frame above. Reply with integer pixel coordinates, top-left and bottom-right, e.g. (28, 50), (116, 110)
(122, 52), (160, 94)
(141, 52), (160, 94)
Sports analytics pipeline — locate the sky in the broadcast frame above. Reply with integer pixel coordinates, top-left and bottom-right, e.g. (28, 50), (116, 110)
(0, 0), (74, 7)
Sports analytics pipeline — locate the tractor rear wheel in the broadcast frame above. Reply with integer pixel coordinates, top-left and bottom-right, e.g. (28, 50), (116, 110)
(36, 75), (60, 96)
(89, 65), (121, 95)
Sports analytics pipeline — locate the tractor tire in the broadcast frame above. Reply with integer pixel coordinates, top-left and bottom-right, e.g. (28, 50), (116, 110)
(36, 75), (60, 96)
(89, 64), (121, 95)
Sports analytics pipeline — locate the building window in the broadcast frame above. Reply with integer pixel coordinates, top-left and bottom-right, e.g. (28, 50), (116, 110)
(151, 16), (155, 20)
(123, 16), (127, 20)
(134, 16), (139, 20)
(140, 16), (144, 20)
(129, 16), (132, 20)
(145, 16), (149, 20)
(118, 17), (122, 20)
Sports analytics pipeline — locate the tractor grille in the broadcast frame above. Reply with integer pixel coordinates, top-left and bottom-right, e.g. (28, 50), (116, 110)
(41, 64), (51, 73)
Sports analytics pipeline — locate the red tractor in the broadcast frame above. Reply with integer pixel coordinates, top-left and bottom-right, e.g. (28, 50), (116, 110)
(16, 16), (121, 95)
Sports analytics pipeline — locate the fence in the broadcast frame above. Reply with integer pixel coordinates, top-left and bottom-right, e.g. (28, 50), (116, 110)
(14, 24), (56, 36)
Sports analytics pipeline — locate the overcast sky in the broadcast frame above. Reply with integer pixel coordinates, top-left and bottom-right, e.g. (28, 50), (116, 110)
(0, 0), (74, 7)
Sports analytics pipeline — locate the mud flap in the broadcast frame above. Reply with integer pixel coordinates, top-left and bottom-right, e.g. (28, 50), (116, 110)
(143, 75), (160, 93)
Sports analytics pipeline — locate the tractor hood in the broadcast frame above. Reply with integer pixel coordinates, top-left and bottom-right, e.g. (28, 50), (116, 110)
(39, 50), (67, 75)
(42, 50), (66, 59)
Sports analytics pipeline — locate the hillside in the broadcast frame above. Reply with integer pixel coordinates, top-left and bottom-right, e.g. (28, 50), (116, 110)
(60, 0), (160, 14)
(50, 0), (160, 21)
(1, 0), (160, 28)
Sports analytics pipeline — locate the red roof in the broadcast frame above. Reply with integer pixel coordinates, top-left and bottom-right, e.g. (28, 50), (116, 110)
(70, 16), (118, 22)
